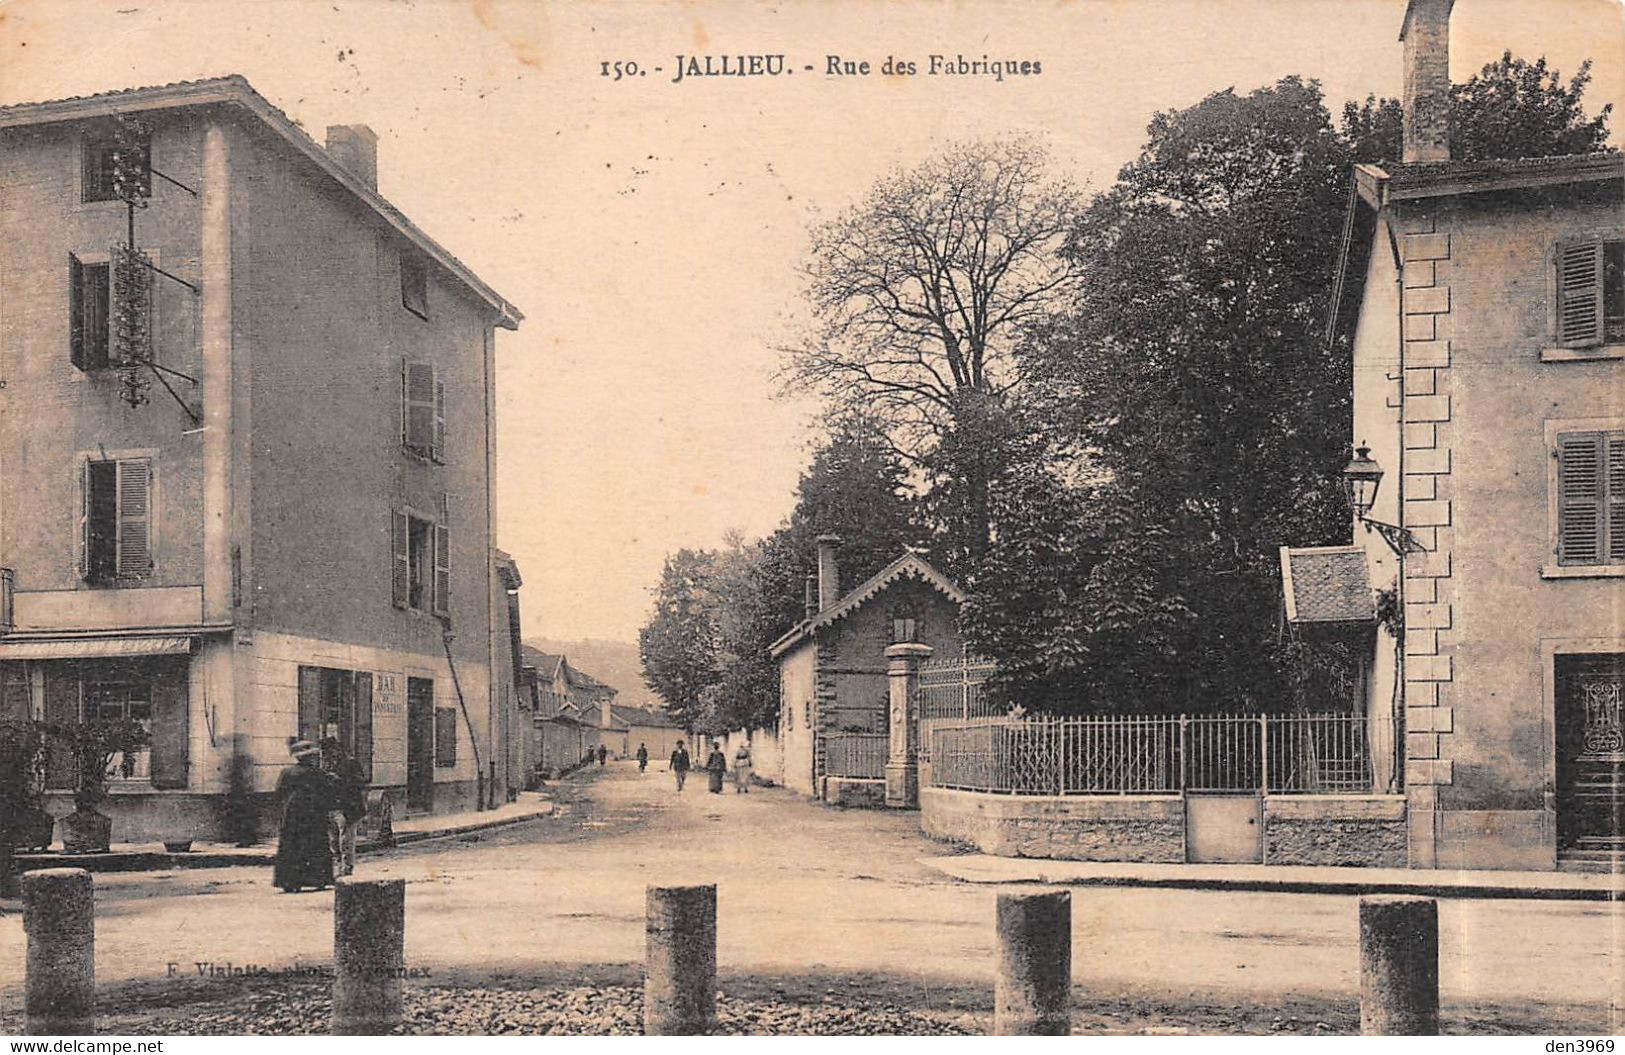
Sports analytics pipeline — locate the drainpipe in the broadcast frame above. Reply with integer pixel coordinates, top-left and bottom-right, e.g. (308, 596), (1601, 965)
(1377, 192), (1409, 800)
(441, 623), (485, 811)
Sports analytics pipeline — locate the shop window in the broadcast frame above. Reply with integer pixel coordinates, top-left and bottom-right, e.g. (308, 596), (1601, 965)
(297, 666), (375, 781)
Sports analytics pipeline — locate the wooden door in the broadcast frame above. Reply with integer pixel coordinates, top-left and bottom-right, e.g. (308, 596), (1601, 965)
(406, 677), (435, 813)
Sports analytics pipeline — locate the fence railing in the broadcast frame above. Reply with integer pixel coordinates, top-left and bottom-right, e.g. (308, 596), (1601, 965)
(821, 732), (888, 779)
(915, 656), (1002, 721)
(927, 713), (1377, 796)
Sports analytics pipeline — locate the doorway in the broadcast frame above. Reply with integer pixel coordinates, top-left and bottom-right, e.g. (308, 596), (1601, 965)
(1556, 653), (1625, 853)
(407, 676), (435, 814)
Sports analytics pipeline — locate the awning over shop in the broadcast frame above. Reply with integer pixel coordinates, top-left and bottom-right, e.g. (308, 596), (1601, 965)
(0, 635), (195, 661)
(1279, 545), (1377, 627)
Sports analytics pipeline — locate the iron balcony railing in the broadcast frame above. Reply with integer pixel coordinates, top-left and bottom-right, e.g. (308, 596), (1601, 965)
(927, 712), (1378, 796)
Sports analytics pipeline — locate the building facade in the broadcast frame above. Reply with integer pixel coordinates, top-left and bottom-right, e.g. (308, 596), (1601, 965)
(770, 540), (966, 798)
(0, 77), (524, 842)
(1330, 1), (1623, 869)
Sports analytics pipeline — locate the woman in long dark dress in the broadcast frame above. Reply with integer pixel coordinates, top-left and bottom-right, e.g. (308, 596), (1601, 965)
(273, 740), (338, 893)
(705, 742), (727, 794)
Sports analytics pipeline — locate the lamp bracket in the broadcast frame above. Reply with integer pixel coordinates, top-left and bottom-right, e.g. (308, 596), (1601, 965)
(1360, 516), (1428, 556)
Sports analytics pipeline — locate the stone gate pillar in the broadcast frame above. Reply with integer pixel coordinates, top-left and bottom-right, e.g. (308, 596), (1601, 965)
(885, 642), (932, 808)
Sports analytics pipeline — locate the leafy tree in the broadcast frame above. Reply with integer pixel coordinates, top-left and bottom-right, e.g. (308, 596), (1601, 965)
(638, 548), (722, 729)
(1343, 52), (1612, 163)
(786, 137), (1082, 568)
(982, 57), (1612, 714)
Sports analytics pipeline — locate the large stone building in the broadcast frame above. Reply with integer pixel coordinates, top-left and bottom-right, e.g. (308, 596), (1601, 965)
(1317, 0), (1623, 869)
(0, 77), (525, 841)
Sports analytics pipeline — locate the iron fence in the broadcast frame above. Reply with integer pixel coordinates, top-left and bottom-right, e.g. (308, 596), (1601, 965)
(821, 732), (888, 779)
(915, 656), (1002, 721)
(927, 712), (1376, 796)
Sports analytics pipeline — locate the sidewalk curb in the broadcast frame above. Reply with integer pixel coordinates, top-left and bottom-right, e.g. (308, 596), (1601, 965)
(13, 802), (557, 875)
(923, 857), (1625, 902)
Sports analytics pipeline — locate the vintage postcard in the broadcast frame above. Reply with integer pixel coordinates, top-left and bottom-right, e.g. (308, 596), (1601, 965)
(0, 0), (1622, 1041)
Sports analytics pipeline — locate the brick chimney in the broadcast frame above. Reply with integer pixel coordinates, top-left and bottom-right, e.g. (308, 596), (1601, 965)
(325, 124), (378, 189)
(1400, 0), (1455, 163)
(816, 535), (842, 611)
(804, 574), (819, 619)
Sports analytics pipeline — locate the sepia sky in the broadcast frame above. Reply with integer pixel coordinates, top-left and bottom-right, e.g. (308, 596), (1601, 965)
(1, 0), (1620, 643)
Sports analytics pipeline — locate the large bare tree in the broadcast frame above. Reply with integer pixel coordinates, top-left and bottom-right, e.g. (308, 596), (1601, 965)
(789, 136), (1081, 460)
(786, 136), (1082, 564)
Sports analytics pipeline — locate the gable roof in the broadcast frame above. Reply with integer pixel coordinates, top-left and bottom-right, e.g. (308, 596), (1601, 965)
(520, 646), (564, 680)
(0, 77), (521, 329)
(1280, 546), (1376, 626)
(1328, 153), (1623, 344)
(769, 551), (965, 659)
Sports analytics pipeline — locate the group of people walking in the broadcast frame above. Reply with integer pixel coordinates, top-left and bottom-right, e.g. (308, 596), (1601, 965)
(272, 737), (368, 894)
(661, 739), (751, 794)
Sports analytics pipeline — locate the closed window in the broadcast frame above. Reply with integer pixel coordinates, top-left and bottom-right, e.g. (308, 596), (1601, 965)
(401, 360), (445, 461)
(392, 502), (450, 616)
(297, 666), (375, 782)
(1556, 429), (1625, 567)
(434, 706), (458, 766)
(82, 130), (150, 203)
(1556, 240), (1625, 348)
(69, 255), (111, 370)
(401, 253), (429, 319)
(80, 457), (153, 584)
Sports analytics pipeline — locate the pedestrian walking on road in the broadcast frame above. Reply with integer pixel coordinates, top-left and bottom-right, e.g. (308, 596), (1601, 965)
(670, 742), (690, 791)
(273, 739), (338, 894)
(732, 740), (752, 793)
(322, 737), (368, 878)
(705, 741), (727, 794)
(636, 743), (649, 773)
(597, 744), (608, 767)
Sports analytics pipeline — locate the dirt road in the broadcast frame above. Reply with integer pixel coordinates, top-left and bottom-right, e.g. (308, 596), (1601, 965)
(1, 764), (1618, 1033)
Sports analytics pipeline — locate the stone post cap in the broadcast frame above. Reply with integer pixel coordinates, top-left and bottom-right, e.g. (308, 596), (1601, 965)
(884, 642), (935, 661)
(22, 867), (93, 882)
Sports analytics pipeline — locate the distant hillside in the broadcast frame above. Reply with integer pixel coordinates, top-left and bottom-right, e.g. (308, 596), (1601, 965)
(527, 637), (664, 713)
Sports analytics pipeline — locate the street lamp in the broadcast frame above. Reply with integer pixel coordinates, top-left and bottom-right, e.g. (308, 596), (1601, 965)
(1342, 444), (1426, 555)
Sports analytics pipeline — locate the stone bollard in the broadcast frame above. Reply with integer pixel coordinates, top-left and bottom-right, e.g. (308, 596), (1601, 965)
(1359, 894), (1439, 1035)
(644, 884), (717, 1035)
(332, 877), (405, 1036)
(23, 868), (95, 1035)
(994, 889), (1071, 1035)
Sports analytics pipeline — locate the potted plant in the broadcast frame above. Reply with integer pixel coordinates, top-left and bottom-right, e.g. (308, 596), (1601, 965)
(44, 718), (150, 854)
(0, 719), (51, 897)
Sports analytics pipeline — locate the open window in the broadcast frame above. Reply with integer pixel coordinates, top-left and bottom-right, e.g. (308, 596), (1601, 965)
(401, 252), (429, 319)
(1556, 240), (1625, 349)
(82, 129), (151, 204)
(80, 457), (153, 584)
(392, 503), (450, 616)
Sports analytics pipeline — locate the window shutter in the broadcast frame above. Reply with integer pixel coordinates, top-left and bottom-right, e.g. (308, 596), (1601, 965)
(69, 254), (86, 369)
(391, 510), (410, 609)
(43, 672), (80, 791)
(1557, 432), (1605, 565)
(432, 378), (446, 463)
(115, 458), (152, 578)
(1609, 434), (1625, 563)
(297, 666), (323, 745)
(148, 670), (189, 789)
(404, 362), (436, 452)
(354, 672), (374, 783)
(434, 522), (451, 617)
(77, 459), (90, 580)
(1558, 241), (1605, 348)
(435, 706), (457, 766)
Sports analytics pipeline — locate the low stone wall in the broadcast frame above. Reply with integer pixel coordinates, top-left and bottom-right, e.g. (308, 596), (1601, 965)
(920, 787), (1185, 862)
(922, 787), (1409, 866)
(822, 776), (886, 808)
(1264, 795), (1408, 867)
